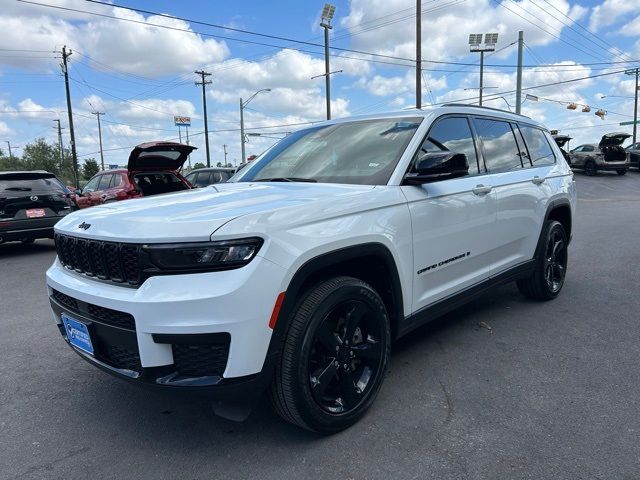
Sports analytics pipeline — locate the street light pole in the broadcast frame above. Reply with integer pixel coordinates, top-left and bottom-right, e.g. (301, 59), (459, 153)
(469, 33), (499, 107)
(320, 3), (336, 120)
(626, 68), (639, 144)
(92, 111), (105, 171)
(515, 31), (524, 114)
(240, 89), (271, 164)
(416, 0), (421, 109)
(195, 70), (212, 167)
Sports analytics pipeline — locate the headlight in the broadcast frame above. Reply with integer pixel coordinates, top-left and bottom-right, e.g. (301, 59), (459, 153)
(143, 237), (263, 272)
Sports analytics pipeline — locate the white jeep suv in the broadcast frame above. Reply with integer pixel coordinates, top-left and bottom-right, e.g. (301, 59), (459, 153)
(46, 105), (576, 433)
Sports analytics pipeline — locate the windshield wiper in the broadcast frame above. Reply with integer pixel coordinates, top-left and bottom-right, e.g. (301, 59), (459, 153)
(4, 187), (32, 191)
(254, 177), (317, 183)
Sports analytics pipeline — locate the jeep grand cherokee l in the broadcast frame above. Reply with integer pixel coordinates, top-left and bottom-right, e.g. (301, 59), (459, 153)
(1, 170), (76, 244)
(46, 105), (576, 433)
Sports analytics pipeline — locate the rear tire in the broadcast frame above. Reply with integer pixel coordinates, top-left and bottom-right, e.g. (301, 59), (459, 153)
(517, 220), (568, 301)
(269, 276), (391, 434)
(584, 160), (597, 176)
(617, 169), (627, 175)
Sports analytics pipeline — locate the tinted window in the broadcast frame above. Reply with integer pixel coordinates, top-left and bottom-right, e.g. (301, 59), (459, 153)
(83, 176), (100, 193)
(414, 116), (479, 174)
(194, 172), (212, 187)
(519, 125), (556, 166)
(97, 174), (112, 190)
(512, 124), (532, 167)
(235, 118), (422, 185)
(0, 175), (67, 192)
(474, 118), (523, 172)
(110, 174), (123, 188)
(582, 145), (594, 152)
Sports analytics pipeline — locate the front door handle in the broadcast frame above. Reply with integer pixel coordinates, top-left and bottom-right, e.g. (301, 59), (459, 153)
(531, 176), (545, 185)
(472, 184), (492, 196)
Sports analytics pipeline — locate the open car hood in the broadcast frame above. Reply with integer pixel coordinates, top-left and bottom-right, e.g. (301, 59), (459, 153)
(599, 132), (630, 147)
(552, 135), (572, 148)
(127, 142), (197, 171)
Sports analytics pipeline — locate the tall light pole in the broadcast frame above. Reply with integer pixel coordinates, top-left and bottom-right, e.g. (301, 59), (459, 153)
(92, 111), (105, 171)
(625, 68), (639, 144)
(469, 33), (499, 106)
(195, 70), (212, 167)
(240, 88), (271, 164)
(416, 0), (422, 109)
(515, 31), (524, 114)
(320, 3), (336, 120)
(53, 119), (65, 165)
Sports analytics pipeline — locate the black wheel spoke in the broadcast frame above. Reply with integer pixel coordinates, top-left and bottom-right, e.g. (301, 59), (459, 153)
(338, 370), (362, 409)
(351, 339), (381, 361)
(343, 302), (367, 342)
(310, 360), (338, 402)
(315, 321), (341, 351)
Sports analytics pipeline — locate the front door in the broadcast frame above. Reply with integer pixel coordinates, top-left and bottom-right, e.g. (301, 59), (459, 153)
(401, 116), (498, 313)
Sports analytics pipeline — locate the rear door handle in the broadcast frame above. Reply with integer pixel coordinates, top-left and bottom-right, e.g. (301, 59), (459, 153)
(531, 176), (545, 185)
(472, 184), (492, 196)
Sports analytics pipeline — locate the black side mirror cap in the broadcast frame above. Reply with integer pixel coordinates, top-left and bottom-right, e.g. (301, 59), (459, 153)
(403, 152), (469, 185)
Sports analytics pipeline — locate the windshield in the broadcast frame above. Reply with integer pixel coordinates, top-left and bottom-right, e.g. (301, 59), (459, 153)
(234, 117), (422, 185)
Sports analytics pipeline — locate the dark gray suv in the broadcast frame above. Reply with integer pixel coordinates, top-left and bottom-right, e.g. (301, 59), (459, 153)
(569, 133), (630, 176)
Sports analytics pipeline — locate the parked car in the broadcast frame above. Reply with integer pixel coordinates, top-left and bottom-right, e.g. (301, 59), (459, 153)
(569, 132), (630, 176)
(625, 141), (640, 170)
(184, 167), (235, 187)
(47, 105), (576, 433)
(552, 134), (572, 163)
(75, 141), (195, 208)
(0, 170), (76, 244)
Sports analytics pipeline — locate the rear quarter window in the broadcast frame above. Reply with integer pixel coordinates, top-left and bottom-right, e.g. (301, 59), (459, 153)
(473, 118), (523, 172)
(519, 125), (556, 166)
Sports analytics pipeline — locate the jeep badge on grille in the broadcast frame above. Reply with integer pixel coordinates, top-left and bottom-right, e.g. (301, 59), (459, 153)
(78, 222), (91, 230)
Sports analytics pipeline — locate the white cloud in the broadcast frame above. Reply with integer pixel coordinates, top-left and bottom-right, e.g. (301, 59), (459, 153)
(356, 70), (446, 97)
(589, 0), (640, 32)
(0, 121), (13, 135)
(620, 16), (640, 36)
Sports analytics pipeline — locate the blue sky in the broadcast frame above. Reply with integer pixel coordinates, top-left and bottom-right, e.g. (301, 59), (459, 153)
(0, 0), (639, 167)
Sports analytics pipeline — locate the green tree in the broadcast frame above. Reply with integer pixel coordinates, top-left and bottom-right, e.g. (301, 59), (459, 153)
(21, 138), (60, 174)
(216, 161), (222, 167)
(82, 158), (100, 180)
(0, 148), (25, 171)
(193, 162), (205, 169)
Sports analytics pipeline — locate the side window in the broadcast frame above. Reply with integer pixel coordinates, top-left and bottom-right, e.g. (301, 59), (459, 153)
(512, 124), (532, 167)
(194, 172), (211, 187)
(97, 174), (112, 191)
(414, 116), (479, 175)
(519, 125), (556, 166)
(82, 176), (100, 193)
(473, 118), (523, 172)
(110, 174), (123, 188)
(185, 173), (195, 184)
(582, 145), (594, 152)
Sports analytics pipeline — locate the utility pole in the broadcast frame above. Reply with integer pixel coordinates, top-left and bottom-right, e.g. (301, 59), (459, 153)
(195, 70), (212, 167)
(416, 0), (422, 109)
(92, 111), (105, 171)
(515, 31), (524, 115)
(320, 4), (336, 120)
(61, 46), (79, 188)
(626, 68), (639, 144)
(239, 89), (271, 165)
(53, 119), (65, 165)
(223, 144), (228, 165)
(5, 141), (12, 159)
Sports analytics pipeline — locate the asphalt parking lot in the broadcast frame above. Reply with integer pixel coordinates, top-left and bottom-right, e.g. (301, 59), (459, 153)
(2, 172), (640, 480)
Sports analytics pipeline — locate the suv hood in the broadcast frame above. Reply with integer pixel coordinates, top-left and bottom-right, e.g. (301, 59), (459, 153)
(128, 142), (196, 171)
(54, 182), (376, 242)
(599, 132), (630, 147)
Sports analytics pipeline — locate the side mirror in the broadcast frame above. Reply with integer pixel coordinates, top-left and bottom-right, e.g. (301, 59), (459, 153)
(404, 152), (469, 185)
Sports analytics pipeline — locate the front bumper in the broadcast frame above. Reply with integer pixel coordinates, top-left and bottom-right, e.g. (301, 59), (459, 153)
(46, 255), (286, 396)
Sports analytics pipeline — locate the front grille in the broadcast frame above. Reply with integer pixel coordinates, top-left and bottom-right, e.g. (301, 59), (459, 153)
(55, 233), (141, 286)
(99, 344), (141, 372)
(51, 289), (135, 331)
(172, 343), (230, 377)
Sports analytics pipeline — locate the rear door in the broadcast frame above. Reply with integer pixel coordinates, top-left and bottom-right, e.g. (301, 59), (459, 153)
(474, 117), (555, 274)
(402, 115), (498, 312)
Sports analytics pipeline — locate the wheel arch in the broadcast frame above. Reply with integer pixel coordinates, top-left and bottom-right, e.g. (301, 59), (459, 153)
(545, 199), (572, 242)
(268, 243), (405, 358)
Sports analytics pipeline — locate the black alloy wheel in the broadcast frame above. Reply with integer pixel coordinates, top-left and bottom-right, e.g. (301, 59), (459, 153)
(517, 220), (568, 300)
(617, 169), (627, 175)
(270, 276), (390, 433)
(543, 226), (567, 294)
(585, 160), (597, 176)
(307, 299), (384, 414)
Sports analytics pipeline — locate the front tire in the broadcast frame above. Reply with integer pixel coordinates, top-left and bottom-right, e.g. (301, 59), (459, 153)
(617, 169), (627, 175)
(517, 220), (568, 301)
(270, 276), (391, 433)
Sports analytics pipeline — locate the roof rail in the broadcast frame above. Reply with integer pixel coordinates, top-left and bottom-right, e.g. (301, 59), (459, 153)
(441, 103), (531, 118)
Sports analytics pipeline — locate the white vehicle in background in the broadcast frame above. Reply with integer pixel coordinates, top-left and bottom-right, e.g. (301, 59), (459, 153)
(46, 105), (576, 433)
